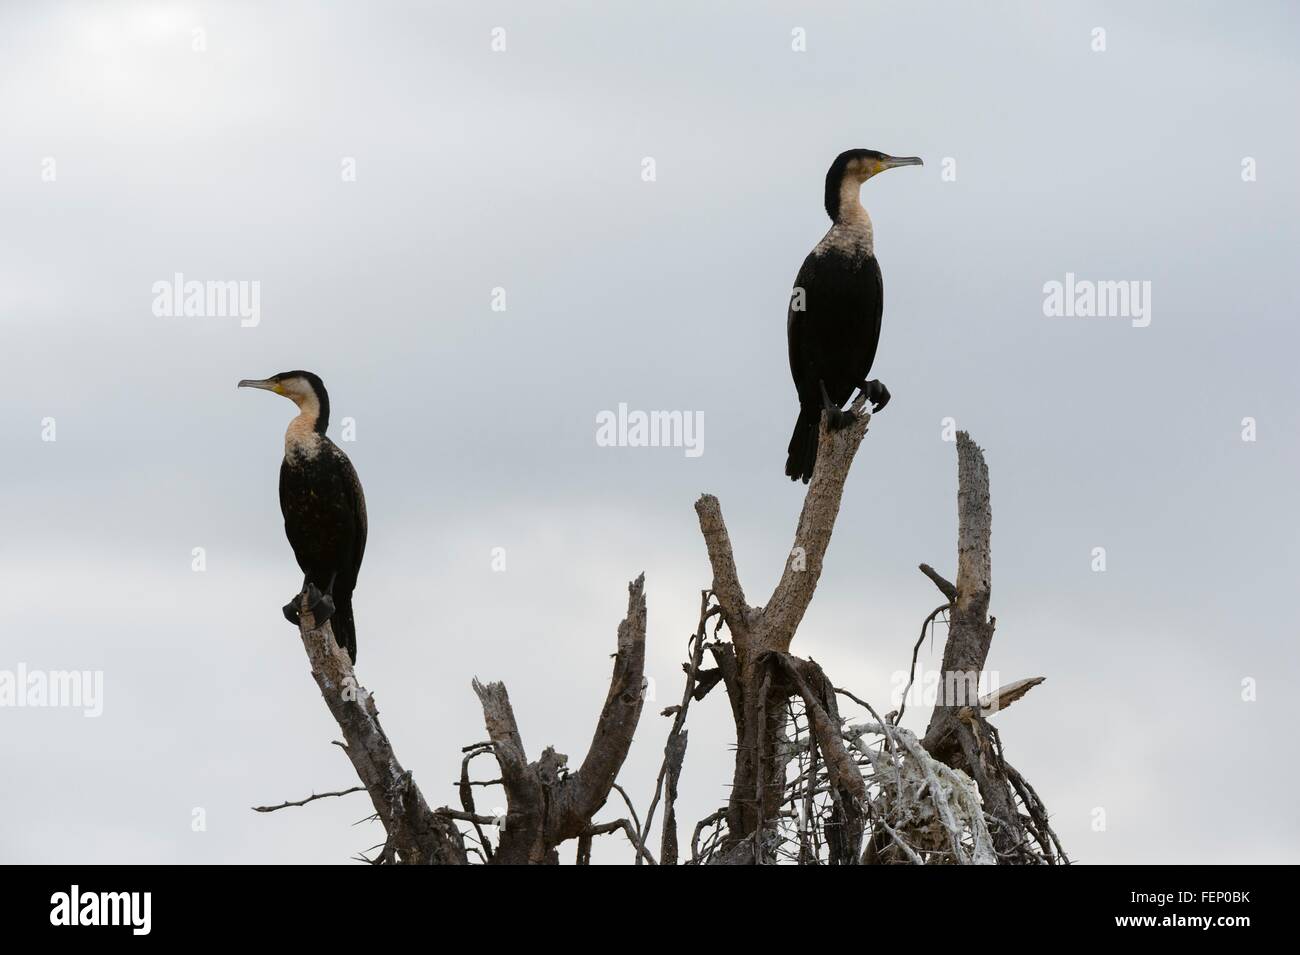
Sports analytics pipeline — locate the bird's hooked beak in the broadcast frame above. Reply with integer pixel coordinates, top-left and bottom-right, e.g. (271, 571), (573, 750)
(238, 378), (284, 395)
(877, 155), (923, 175)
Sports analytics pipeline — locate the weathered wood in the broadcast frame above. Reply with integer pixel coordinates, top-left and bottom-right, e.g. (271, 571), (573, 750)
(775, 654), (866, 864)
(920, 432), (1026, 860)
(295, 599), (467, 864)
(693, 398), (873, 857)
(695, 400), (871, 665)
(471, 679), (549, 864)
(472, 574), (651, 864)
(660, 730), (687, 865)
(642, 592), (714, 864)
(976, 676), (1045, 717)
(922, 432), (998, 751)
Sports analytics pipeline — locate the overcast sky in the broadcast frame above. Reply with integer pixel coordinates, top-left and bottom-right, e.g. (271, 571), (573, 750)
(2, 1), (1297, 864)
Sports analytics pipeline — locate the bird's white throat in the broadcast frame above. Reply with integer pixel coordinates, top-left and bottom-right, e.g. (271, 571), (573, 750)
(284, 392), (323, 459)
(285, 416), (322, 458)
(818, 179), (874, 257)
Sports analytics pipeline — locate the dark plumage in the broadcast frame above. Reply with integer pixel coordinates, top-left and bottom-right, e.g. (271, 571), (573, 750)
(239, 371), (367, 662)
(785, 148), (921, 482)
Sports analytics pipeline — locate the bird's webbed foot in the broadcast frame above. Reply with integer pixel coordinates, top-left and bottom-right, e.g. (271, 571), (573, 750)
(825, 407), (856, 430)
(859, 379), (891, 413)
(819, 380), (856, 431)
(304, 582), (336, 625)
(283, 582), (335, 628)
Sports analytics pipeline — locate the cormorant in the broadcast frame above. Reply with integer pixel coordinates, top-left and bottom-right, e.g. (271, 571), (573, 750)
(238, 371), (367, 662)
(785, 148), (922, 482)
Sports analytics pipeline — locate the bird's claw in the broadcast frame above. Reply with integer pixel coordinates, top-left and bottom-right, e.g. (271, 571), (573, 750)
(314, 592), (336, 625)
(826, 407), (856, 431)
(304, 583), (336, 625)
(284, 583), (336, 627)
(861, 379), (890, 413)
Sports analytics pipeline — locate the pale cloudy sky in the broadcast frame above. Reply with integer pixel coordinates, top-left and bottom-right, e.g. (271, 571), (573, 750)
(2, 1), (1297, 864)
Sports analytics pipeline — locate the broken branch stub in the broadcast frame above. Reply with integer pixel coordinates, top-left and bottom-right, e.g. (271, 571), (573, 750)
(471, 574), (650, 864)
(922, 432), (997, 752)
(918, 432), (1028, 860)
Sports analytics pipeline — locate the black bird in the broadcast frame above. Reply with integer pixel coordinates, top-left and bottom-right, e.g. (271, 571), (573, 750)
(785, 148), (922, 482)
(238, 371), (367, 662)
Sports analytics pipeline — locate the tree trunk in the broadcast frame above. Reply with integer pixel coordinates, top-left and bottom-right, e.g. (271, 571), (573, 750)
(918, 432), (1027, 861)
(694, 397), (872, 861)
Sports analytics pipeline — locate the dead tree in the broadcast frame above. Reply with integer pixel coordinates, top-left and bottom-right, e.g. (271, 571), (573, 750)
(258, 573), (651, 864)
(913, 432), (1054, 862)
(680, 406), (1065, 864)
(260, 395), (1065, 865)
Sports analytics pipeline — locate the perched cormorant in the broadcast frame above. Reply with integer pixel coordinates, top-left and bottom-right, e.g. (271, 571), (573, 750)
(785, 148), (922, 482)
(238, 371), (367, 662)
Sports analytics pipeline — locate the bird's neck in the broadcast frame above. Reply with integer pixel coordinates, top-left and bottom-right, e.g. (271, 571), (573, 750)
(837, 179), (873, 228)
(285, 395), (324, 459)
(823, 180), (874, 256)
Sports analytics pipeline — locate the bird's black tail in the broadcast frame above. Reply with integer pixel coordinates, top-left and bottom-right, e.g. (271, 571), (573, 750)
(331, 593), (357, 663)
(785, 406), (818, 483)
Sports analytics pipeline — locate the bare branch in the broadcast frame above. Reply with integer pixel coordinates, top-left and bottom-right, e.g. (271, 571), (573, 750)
(434, 807), (499, 826)
(690, 667), (724, 701)
(252, 786), (365, 813)
(569, 574), (648, 822)
(471, 574), (649, 864)
(582, 818), (657, 865)
(689, 809), (727, 864)
(694, 401), (870, 655)
(470, 678), (548, 864)
(918, 563), (957, 601)
(976, 676), (1045, 717)
(610, 782), (642, 838)
(896, 602), (950, 725)
(659, 729), (687, 865)
(470, 680), (539, 808)
(954, 431), (992, 616)
(764, 399), (871, 650)
(642, 591), (712, 861)
(458, 744), (496, 861)
(774, 655), (866, 802)
(693, 496), (752, 641)
(293, 599), (466, 864)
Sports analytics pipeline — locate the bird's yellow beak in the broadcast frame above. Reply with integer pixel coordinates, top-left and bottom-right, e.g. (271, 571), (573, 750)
(238, 378), (284, 395)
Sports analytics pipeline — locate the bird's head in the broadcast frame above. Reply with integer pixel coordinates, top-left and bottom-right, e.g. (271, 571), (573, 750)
(238, 370), (330, 433)
(825, 148), (922, 221)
